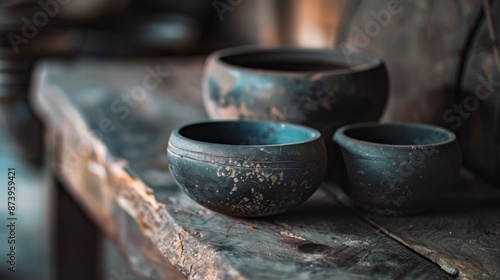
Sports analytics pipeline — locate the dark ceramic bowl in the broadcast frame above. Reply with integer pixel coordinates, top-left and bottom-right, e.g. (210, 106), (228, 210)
(203, 46), (388, 128)
(203, 46), (388, 181)
(333, 123), (462, 216)
(167, 120), (327, 217)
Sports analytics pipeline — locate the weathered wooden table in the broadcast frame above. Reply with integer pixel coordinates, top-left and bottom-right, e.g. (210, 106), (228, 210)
(32, 58), (500, 279)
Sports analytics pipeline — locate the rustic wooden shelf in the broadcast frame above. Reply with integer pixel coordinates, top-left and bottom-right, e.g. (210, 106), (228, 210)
(32, 58), (499, 279)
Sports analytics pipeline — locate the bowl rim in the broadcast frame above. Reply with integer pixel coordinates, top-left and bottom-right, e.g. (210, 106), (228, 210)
(171, 120), (322, 149)
(207, 45), (385, 76)
(333, 122), (457, 150)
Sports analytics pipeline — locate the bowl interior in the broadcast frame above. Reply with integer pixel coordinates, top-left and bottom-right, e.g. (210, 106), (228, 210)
(218, 49), (377, 72)
(179, 121), (318, 146)
(343, 124), (453, 146)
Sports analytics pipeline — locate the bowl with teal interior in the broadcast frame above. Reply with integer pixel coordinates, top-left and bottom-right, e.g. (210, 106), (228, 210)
(167, 120), (327, 217)
(333, 123), (461, 216)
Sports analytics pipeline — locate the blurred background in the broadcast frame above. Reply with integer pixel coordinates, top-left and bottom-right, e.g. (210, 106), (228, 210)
(0, 0), (498, 279)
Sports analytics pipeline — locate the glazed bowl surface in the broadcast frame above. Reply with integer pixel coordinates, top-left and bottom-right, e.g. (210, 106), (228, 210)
(333, 122), (462, 216)
(203, 46), (388, 136)
(202, 46), (389, 181)
(167, 120), (327, 217)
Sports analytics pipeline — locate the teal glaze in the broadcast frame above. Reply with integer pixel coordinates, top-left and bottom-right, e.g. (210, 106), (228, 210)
(167, 120), (327, 217)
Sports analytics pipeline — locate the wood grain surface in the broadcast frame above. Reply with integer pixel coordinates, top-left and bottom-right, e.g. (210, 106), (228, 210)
(31, 58), (500, 279)
(326, 171), (500, 279)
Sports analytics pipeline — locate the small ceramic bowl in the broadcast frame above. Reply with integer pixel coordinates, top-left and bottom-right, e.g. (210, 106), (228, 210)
(167, 120), (327, 217)
(333, 123), (461, 216)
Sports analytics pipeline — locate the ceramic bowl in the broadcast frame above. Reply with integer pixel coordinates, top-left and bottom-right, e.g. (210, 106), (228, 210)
(333, 123), (462, 216)
(202, 46), (388, 181)
(203, 46), (388, 129)
(167, 120), (327, 217)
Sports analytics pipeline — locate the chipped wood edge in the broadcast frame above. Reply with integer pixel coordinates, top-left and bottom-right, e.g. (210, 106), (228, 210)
(31, 66), (247, 280)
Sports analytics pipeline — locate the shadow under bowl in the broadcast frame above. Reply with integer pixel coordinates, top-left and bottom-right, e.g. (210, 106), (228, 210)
(167, 120), (327, 217)
(333, 122), (462, 216)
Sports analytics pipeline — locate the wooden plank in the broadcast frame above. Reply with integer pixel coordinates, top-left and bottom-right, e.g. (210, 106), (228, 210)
(32, 59), (451, 279)
(152, 184), (452, 279)
(54, 178), (103, 280)
(326, 171), (500, 279)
